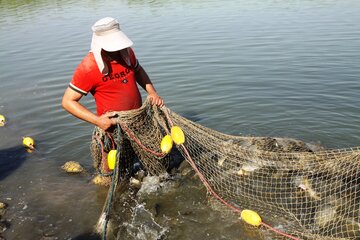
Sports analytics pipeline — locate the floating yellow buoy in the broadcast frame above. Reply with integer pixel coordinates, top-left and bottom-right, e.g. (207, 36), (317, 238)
(0, 114), (5, 126)
(171, 126), (185, 145)
(160, 135), (173, 154)
(240, 209), (262, 227)
(23, 136), (35, 149)
(107, 150), (117, 170)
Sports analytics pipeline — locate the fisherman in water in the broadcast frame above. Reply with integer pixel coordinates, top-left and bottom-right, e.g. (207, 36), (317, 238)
(62, 17), (164, 131)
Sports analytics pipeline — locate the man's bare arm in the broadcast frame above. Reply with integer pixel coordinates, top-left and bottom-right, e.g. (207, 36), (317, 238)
(61, 87), (116, 130)
(135, 65), (164, 107)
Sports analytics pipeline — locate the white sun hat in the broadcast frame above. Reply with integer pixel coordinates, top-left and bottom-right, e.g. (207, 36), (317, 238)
(91, 17), (133, 75)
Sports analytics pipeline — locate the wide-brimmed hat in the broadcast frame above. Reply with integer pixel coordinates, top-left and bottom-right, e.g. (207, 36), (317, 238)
(90, 17), (133, 75)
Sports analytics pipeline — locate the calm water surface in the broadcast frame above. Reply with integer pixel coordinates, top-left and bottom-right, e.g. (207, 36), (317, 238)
(1, 0), (360, 239)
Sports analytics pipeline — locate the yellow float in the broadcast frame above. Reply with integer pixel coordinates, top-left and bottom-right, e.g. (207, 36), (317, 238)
(23, 136), (35, 149)
(0, 114), (5, 126)
(171, 126), (185, 145)
(160, 135), (173, 154)
(107, 150), (117, 170)
(240, 209), (262, 227)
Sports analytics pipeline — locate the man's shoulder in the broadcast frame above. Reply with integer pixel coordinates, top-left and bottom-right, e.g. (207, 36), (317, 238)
(77, 52), (98, 73)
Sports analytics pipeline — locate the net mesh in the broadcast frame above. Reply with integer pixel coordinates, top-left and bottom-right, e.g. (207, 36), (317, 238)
(91, 100), (360, 240)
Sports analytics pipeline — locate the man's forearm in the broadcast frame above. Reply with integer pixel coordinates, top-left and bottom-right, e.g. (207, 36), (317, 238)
(135, 65), (157, 94)
(62, 99), (100, 126)
(134, 65), (164, 106)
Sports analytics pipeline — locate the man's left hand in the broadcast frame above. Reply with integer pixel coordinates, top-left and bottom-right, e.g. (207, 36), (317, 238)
(147, 93), (164, 107)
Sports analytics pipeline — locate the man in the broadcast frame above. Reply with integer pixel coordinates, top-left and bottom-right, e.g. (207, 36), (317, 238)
(62, 17), (164, 131)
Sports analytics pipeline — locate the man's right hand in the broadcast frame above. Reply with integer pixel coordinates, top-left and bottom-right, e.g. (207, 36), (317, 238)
(97, 112), (118, 131)
(62, 87), (118, 131)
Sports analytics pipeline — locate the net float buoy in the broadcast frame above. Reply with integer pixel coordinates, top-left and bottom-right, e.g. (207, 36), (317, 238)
(240, 209), (262, 227)
(23, 136), (35, 149)
(0, 114), (6, 126)
(107, 150), (117, 170)
(171, 126), (185, 145)
(160, 135), (173, 154)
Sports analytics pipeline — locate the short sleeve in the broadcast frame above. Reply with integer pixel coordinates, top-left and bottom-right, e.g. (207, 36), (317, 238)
(128, 48), (140, 70)
(69, 59), (94, 95)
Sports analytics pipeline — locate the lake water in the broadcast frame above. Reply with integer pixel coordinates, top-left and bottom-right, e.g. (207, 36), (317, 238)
(0, 0), (360, 239)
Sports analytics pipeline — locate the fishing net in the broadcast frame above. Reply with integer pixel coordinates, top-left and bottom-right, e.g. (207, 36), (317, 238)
(91, 100), (360, 240)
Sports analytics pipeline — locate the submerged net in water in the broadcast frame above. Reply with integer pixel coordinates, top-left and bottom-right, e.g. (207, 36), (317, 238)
(91, 100), (360, 240)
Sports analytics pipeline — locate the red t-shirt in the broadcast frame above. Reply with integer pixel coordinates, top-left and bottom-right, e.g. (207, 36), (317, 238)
(70, 48), (142, 115)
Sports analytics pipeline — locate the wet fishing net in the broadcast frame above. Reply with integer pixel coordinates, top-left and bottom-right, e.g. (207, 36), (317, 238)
(91, 100), (360, 240)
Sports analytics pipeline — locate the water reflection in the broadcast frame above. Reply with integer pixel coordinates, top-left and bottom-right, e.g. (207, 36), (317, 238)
(72, 232), (101, 240)
(0, 146), (28, 181)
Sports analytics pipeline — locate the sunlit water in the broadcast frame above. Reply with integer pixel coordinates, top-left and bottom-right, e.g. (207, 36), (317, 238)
(0, 0), (360, 239)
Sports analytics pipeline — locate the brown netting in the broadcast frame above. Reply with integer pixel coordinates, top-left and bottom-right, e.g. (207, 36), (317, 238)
(92, 100), (360, 240)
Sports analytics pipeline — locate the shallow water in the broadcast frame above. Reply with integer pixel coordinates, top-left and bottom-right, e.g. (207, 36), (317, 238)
(0, 0), (360, 239)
